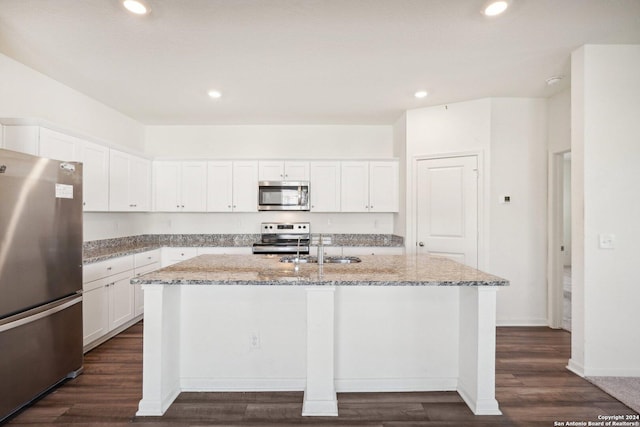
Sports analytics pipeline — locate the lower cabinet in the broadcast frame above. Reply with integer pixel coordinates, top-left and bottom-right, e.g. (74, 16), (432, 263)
(133, 249), (161, 317)
(82, 249), (160, 352)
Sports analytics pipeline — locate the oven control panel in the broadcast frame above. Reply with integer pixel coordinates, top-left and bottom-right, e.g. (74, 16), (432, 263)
(261, 222), (310, 235)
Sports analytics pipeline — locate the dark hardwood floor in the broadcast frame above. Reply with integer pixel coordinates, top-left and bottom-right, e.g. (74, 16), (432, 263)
(4, 323), (637, 426)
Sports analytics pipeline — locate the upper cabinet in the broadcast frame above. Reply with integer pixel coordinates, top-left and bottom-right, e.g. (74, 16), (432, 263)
(207, 161), (258, 212)
(309, 161), (341, 212)
(2, 125), (109, 211)
(153, 161), (207, 212)
(109, 149), (151, 212)
(81, 141), (110, 211)
(258, 160), (309, 181)
(233, 161), (259, 212)
(341, 160), (398, 212)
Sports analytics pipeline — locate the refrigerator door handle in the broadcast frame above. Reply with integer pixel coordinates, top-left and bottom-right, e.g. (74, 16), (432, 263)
(0, 294), (82, 333)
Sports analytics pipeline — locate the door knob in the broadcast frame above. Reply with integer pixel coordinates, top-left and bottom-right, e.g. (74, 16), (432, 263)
(418, 242), (425, 247)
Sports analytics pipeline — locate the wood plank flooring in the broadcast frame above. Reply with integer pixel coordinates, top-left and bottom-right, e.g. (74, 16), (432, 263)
(4, 323), (638, 426)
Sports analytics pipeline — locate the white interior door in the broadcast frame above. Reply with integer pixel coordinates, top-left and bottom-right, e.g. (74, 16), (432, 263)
(416, 156), (478, 268)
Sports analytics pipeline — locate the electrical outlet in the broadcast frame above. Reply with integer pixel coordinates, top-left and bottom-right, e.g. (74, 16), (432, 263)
(250, 332), (261, 350)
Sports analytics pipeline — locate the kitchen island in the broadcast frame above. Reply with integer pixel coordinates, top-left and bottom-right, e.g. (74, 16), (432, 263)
(132, 254), (508, 417)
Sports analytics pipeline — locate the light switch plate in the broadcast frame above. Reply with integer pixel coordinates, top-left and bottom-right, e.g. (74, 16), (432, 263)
(599, 234), (615, 249)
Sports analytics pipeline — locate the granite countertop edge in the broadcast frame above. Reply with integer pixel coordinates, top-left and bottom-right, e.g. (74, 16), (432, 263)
(83, 245), (163, 265)
(130, 278), (509, 287)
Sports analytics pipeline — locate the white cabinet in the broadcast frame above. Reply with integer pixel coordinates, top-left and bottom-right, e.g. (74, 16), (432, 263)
(207, 161), (258, 212)
(81, 141), (110, 211)
(340, 161), (398, 212)
(2, 125), (40, 155)
(2, 125), (111, 211)
(153, 161), (207, 212)
(258, 160), (309, 181)
(309, 161), (341, 212)
(369, 161), (399, 212)
(38, 128), (83, 161)
(82, 255), (136, 350)
(207, 161), (233, 211)
(133, 249), (161, 317)
(109, 149), (151, 211)
(2, 126), (84, 161)
(161, 247), (198, 267)
(342, 246), (405, 256)
(341, 161), (370, 212)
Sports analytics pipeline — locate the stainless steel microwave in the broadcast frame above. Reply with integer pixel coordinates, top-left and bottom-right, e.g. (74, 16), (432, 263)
(258, 181), (310, 211)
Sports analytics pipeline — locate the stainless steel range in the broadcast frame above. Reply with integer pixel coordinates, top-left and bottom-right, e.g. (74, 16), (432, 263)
(252, 222), (310, 255)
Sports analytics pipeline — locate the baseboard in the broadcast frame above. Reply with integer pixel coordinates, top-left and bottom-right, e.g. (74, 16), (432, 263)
(457, 379), (502, 416)
(335, 377), (457, 393)
(496, 318), (549, 327)
(180, 377), (306, 391)
(567, 358), (585, 377)
(584, 368), (640, 377)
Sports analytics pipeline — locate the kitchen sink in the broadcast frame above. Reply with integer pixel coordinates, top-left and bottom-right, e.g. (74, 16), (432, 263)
(279, 255), (361, 264)
(325, 256), (361, 263)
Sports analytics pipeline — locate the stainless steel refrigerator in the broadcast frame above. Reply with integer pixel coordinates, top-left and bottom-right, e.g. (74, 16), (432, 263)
(0, 148), (83, 422)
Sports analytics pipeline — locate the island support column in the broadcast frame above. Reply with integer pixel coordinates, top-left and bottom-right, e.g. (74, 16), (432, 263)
(137, 285), (182, 416)
(457, 287), (502, 415)
(302, 286), (338, 416)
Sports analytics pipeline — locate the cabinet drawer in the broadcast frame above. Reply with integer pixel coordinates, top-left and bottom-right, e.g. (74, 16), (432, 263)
(134, 262), (160, 277)
(163, 247), (198, 263)
(83, 256), (134, 284)
(83, 270), (132, 293)
(134, 249), (161, 268)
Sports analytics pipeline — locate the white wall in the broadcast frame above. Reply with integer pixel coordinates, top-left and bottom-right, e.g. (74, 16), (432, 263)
(405, 98), (492, 261)
(145, 125), (393, 159)
(571, 45), (640, 377)
(489, 98), (548, 326)
(392, 114), (407, 237)
(405, 98), (549, 326)
(0, 53), (144, 151)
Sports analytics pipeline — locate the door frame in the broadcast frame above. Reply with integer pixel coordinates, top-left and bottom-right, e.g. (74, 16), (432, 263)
(547, 150), (570, 329)
(409, 150), (487, 270)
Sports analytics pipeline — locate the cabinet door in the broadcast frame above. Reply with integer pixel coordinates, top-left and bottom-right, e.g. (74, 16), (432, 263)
(258, 160), (284, 181)
(284, 161), (309, 180)
(232, 161), (258, 212)
(207, 161), (233, 212)
(2, 125), (39, 155)
(81, 141), (109, 211)
(38, 128), (82, 161)
(130, 156), (151, 211)
(153, 161), (181, 211)
(369, 161), (399, 212)
(133, 261), (160, 317)
(310, 161), (341, 212)
(181, 161), (207, 211)
(82, 285), (109, 347)
(340, 161), (369, 212)
(109, 274), (135, 331)
(109, 149), (131, 211)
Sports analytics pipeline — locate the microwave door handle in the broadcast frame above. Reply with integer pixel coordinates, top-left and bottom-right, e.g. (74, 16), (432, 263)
(300, 188), (308, 206)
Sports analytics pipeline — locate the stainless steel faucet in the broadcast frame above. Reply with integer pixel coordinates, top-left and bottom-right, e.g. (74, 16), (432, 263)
(317, 234), (324, 266)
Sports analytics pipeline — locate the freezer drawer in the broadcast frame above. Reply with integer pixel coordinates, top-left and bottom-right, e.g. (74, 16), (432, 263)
(0, 296), (83, 423)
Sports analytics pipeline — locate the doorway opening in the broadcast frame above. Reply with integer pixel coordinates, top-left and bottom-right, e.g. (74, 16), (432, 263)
(548, 150), (571, 330)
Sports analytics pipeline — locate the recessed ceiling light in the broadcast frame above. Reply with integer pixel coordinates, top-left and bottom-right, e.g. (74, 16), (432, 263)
(483, 0), (509, 16)
(414, 90), (428, 99)
(123, 0), (150, 15)
(208, 90), (222, 99)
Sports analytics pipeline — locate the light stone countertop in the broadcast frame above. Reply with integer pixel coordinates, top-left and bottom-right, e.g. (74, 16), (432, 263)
(131, 254), (509, 287)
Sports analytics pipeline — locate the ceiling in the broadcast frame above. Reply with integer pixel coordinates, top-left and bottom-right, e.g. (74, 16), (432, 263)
(1, 0), (639, 125)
